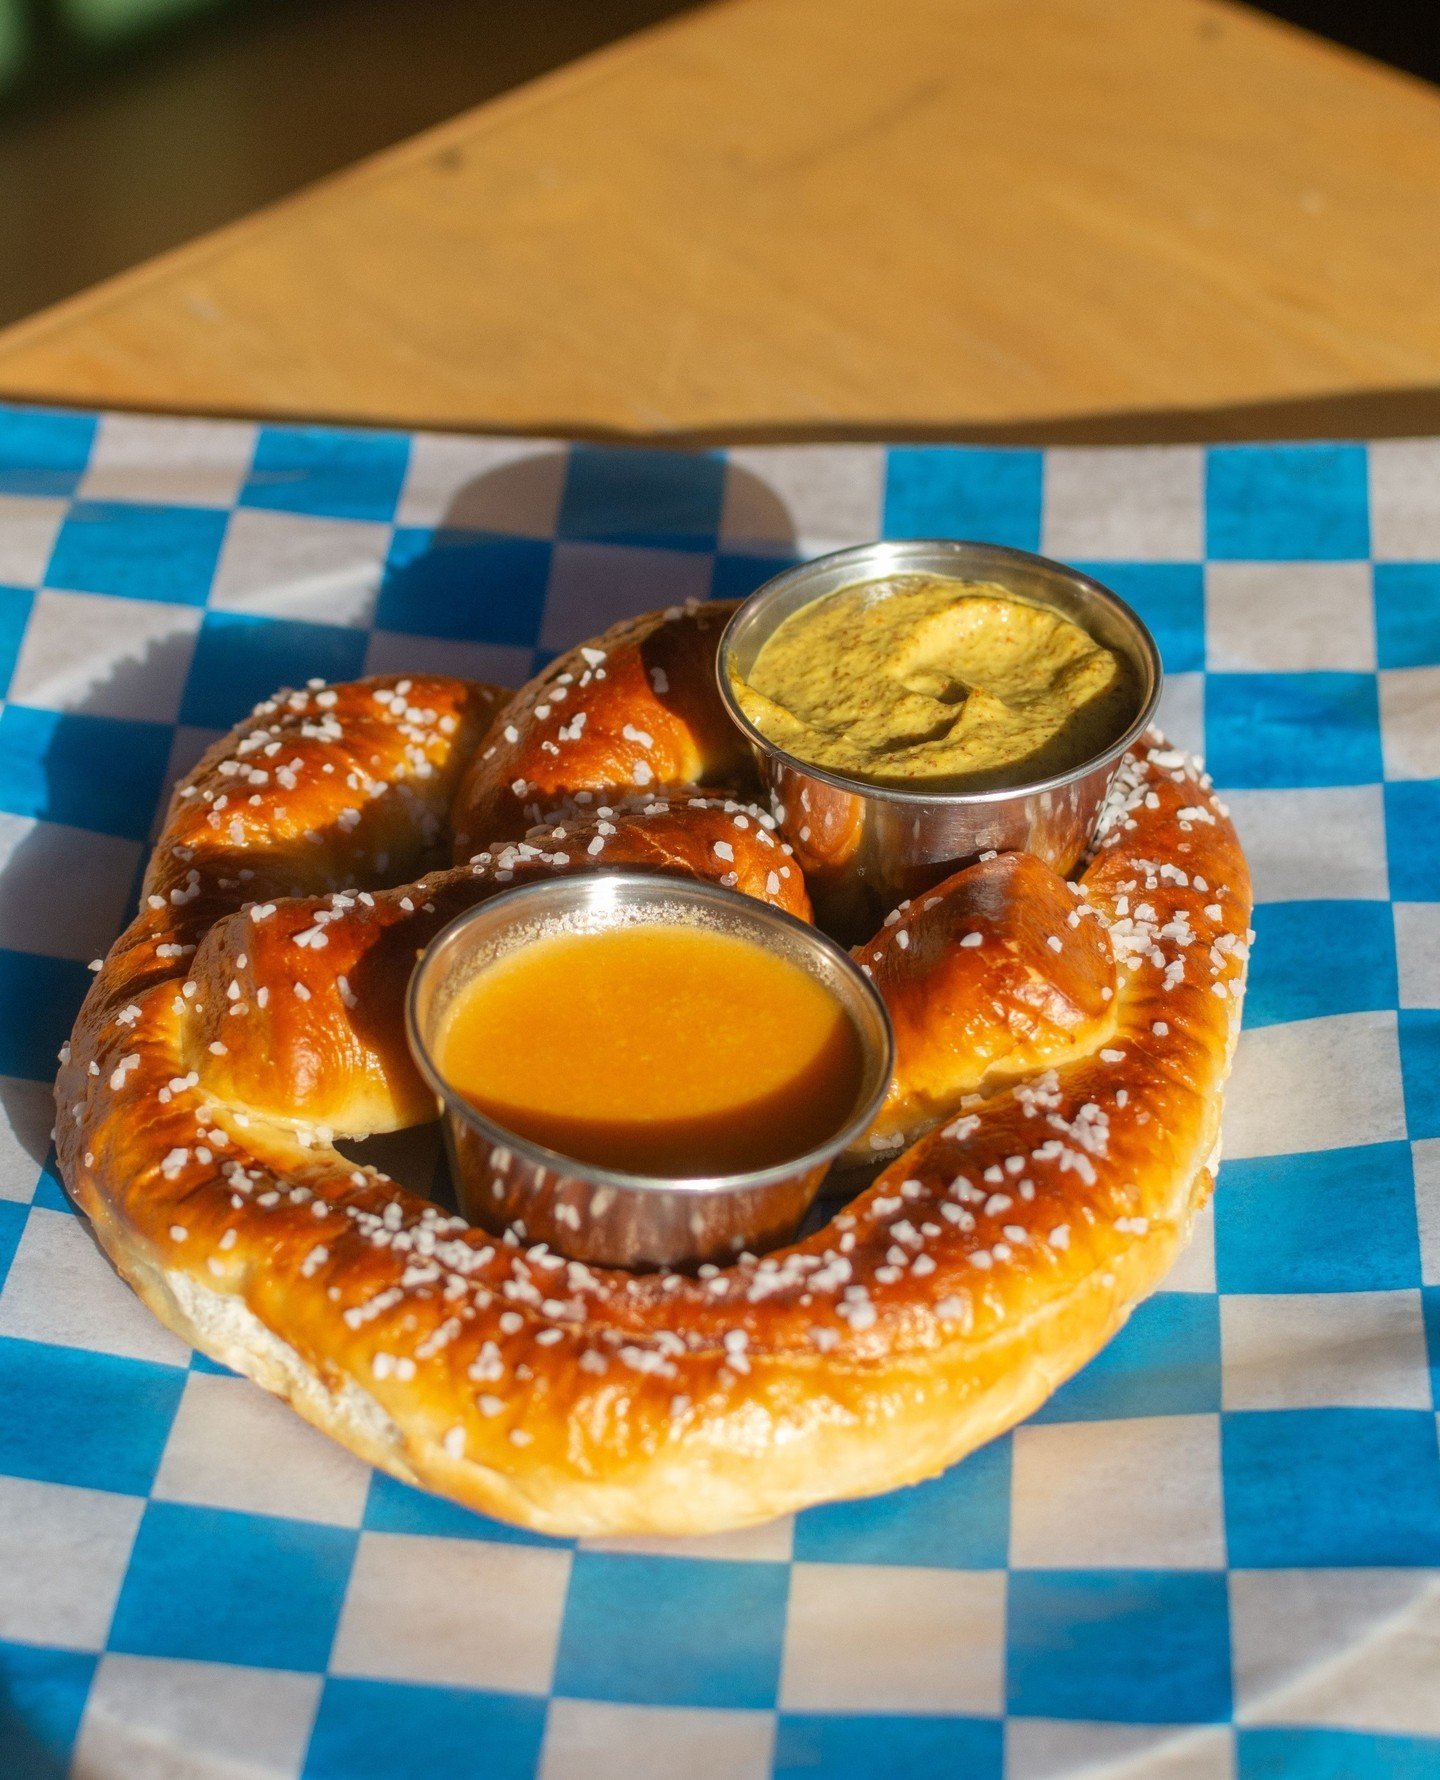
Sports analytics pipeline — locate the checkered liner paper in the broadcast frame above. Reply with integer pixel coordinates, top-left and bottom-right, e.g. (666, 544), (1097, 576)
(0, 404), (1437, 1780)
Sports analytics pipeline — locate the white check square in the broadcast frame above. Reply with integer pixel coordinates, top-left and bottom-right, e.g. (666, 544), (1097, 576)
(780, 1564), (1004, 1714)
(397, 434), (567, 533)
(0, 1207), (191, 1366)
(1042, 446), (1204, 562)
(0, 495), (67, 586)
(77, 413), (258, 508)
(1220, 1012), (1407, 1161)
(1009, 1415), (1224, 1569)
(541, 1700), (774, 1780)
(1380, 666), (1440, 780)
(154, 1373), (371, 1526)
(0, 1474), (143, 1649)
(1156, 672), (1205, 758)
(1166, 1197), (1217, 1293)
(209, 508), (390, 627)
(9, 588), (202, 722)
(582, 1517), (794, 1563)
(1412, 1138), (1440, 1287)
(330, 1531), (570, 1692)
(1006, 1720), (1236, 1780)
(720, 446), (886, 555)
(1395, 903), (1440, 1009)
(1206, 562), (1374, 672)
(1224, 785), (1389, 903)
(0, 816), (139, 962)
(0, 1076), (55, 1204)
(73, 1654), (320, 1780)
(1221, 1291), (1431, 1410)
(1231, 1568), (1440, 1735)
(1369, 438), (1440, 560)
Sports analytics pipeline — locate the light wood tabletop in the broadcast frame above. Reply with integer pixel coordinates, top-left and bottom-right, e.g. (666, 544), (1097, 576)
(4, 0), (1440, 442)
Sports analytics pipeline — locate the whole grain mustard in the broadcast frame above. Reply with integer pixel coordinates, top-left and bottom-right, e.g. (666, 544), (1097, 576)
(731, 574), (1136, 792)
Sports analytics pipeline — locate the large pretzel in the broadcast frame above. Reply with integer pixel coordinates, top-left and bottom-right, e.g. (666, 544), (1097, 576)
(56, 603), (1250, 1535)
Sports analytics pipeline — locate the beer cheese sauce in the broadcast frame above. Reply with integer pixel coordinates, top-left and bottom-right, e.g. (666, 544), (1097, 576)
(436, 923), (863, 1177)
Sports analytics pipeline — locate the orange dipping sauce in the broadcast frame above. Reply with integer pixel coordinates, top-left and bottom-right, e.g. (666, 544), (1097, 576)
(435, 923), (864, 1177)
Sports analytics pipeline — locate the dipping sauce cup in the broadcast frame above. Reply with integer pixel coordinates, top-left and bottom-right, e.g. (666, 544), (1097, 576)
(406, 874), (894, 1271)
(717, 539), (1163, 943)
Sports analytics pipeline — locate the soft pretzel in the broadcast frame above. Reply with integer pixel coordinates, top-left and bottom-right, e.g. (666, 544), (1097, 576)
(56, 609), (1251, 1536)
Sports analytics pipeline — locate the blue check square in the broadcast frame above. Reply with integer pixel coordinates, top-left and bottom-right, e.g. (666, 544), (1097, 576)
(1076, 562), (1205, 674)
(555, 1553), (788, 1707)
(1206, 444), (1369, 560)
(179, 611), (369, 730)
(711, 551), (802, 604)
(1423, 1288), (1440, 1406)
(379, 529), (551, 645)
(1205, 672), (1382, 788)
(1374, 564), (1440, 670)
(177, 608), (370, 726)
(241, 425), (410, 524)
(557, 445), (727, 552)
(0, 1641), (96, 1780)
(794, 1433), (1009, 1567)
(0, 704), (173, 841)
(303, 1679), (545, 1780)
(1215, 1143), (1420, 1294)
(1223, 1408), (1440, 1566)
(775, 1714), (1004, 1779)
(1031, 1292), (1221, 1422)
(1238, 1727), (1440, 1780)
(1006, 1570), (1231, 1722)
(362, 1470), (570, 1548)
(1386, 782), (1440, 901)
(0, 1203), (23, 1292)
(45, 501), (229, 606)
(0, 951), (98, 1082)
(1245, 901), (1397, 1028)
(1400, 1010), (1440, 1141)
(108, 1501), (357, 1670)
(884, 447), (1043, 551)
(0, 406), (96, 498)
(32, 1162), (77, 1217)
(0, 586), (34, 696)
(188, 1349), (238, 1376)
(0, 1336), (184, 1496)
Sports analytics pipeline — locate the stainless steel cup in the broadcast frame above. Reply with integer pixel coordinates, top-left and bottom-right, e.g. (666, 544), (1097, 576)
(716, 539), (1163, 943)
(406, 873), (894, 1271)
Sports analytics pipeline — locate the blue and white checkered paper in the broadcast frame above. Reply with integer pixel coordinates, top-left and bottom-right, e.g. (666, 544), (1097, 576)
(0, 405), (1437, 1780)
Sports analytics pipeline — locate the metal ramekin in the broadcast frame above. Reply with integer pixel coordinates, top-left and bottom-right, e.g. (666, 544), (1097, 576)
(406, 874), (894, 1271)
(717, 539), (1163, 942)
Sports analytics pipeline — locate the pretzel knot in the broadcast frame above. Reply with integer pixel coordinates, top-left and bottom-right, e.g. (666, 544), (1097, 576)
(57, 602), (1251, 1535)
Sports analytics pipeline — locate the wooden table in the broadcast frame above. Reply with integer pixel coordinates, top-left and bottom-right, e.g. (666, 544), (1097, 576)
(3, 0), (1439, 443)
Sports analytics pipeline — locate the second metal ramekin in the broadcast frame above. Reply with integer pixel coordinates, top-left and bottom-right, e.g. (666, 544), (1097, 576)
(717, 539), (1163, 942)
(406, 874), (894, 1271)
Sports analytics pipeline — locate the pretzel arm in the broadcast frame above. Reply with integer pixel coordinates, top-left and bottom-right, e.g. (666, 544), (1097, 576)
(849, 850), (1119, 1159)
(183, 795), (812, 1135)
(451, 602), (756, 851)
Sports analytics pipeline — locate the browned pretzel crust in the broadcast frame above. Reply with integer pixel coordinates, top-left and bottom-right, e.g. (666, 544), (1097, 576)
(56, 612), (1251, 1536)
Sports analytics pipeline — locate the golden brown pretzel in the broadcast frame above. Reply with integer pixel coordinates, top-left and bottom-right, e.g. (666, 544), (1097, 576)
(56, 608), (1251, 1536)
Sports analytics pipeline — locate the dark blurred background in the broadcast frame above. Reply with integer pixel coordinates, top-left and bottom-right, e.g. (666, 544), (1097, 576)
(0, 0), (1435, 332)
